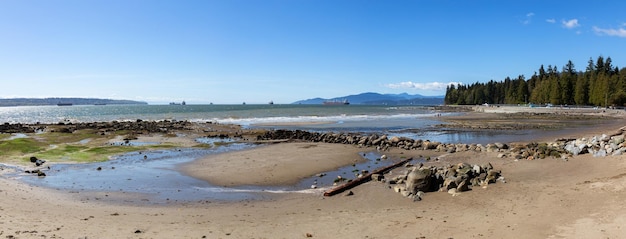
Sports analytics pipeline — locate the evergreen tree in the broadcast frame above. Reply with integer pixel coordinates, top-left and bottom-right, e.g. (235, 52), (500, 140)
(574, 74), (588, 105)
(444, 55), (623, 107)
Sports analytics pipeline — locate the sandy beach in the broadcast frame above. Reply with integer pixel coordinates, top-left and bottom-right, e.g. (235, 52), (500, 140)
(180, 142), (367, 186)
(2, 106), (626, 238)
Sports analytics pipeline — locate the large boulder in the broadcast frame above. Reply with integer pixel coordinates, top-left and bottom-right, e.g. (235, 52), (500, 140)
(406, 168), (433, 194)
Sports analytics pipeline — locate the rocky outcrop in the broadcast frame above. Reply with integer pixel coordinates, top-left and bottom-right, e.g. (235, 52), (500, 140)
(257, 130), (512, 154)
(0, 120), (195, 135)
(257, 128), (626, 160)
(0, 122), (39, 133)
(379, 162), (504, 201)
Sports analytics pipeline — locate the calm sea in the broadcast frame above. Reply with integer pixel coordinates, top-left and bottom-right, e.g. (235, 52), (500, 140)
(0, 104), (537, 144)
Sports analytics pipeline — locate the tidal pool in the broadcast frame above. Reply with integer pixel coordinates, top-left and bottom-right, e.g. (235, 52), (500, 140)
(7, 140), (407, 204)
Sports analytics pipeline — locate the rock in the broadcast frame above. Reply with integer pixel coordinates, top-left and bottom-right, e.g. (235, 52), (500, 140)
(405, 168), (433, 194)
(564, 141), (581, 156)
(612, 135), (625, 145)
(345, 191), (354, 196)
(483, 162), (493, 171)
(486, 170), (500, 183)
(456, 179), (469, 192)
(497, 176), (506, 183)
(456, 163), (472, 175)
(442, 177), (458, 190)
(393, 185), (406, 193)
(593, 149), (607, 157)
(412, 191), (425, 201)
(371, 173), (384, 181)
(390, 136), (401, 144)
(494, 142), (508, 149)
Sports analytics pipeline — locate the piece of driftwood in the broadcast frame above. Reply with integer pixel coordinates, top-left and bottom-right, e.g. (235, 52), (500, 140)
(323, 157), (413, 197)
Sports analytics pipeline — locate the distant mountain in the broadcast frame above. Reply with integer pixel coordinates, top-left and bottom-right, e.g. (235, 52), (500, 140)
(292, 92), (444, 105)
(0, 98), (148, 107)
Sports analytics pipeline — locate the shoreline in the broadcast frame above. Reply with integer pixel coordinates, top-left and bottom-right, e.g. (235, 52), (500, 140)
(2, 107), (626, 238)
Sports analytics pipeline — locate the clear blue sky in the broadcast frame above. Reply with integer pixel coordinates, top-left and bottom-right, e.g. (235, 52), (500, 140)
(1, 0), (625, 104)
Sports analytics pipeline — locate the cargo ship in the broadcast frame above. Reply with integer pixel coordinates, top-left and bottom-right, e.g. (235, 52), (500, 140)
(323, 99), (350, 105)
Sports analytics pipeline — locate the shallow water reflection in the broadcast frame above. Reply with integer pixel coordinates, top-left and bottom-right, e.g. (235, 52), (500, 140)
(8, 141), (405, 204)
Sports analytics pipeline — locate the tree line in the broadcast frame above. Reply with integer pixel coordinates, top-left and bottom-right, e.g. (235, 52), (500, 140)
(444, 56), (626, 107)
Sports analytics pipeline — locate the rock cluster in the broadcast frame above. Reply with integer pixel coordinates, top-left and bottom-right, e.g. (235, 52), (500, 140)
(0, 120), (195, 134)
(562, 132), (626, 157)
(257, 130), (513, 153)
(257, 129), (626, 160)
(0, 122), (39, 133)
(257, 130), (447, 151)
(30, 156), (46, 166)
(373, 162), (504, 201)
(52, 120), (195, 134)
(25, 156), (47, 177)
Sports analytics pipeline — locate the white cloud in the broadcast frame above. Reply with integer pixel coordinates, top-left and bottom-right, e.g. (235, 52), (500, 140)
(562, 19), (580, 29)
(546, 18), (556, 24)
(522, 12), (534, 25)
(593, 26), (626, 38)
(385, 81), (462, 91)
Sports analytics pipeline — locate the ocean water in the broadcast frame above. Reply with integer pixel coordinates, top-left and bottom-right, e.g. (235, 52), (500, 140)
(0, 104), (540, 144)
(0, 104), (434, 125)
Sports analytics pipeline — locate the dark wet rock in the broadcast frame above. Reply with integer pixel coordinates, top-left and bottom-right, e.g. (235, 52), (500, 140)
(1, 120), (194, 135)
(0, 122), (36, 133)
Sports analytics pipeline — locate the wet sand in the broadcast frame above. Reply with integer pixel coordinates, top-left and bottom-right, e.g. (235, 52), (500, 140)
(180, 142), (367, 186)
(1, 107), (626, 238)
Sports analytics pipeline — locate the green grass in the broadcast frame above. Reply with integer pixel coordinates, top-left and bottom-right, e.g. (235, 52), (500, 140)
(0, 138), (46, 156)
(33, 144), (180, 163)
(36, 130), (99, 145)
(0, 129), (212, 164)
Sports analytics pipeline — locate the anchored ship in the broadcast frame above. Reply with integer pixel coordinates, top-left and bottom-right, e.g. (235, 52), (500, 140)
(323, 99), (349, 105)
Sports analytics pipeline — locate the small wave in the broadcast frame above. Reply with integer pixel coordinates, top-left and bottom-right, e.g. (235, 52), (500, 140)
(196, 113), (437, 126)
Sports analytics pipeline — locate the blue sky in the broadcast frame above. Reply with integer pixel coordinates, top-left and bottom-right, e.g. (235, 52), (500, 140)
(1, 0), (625, 104)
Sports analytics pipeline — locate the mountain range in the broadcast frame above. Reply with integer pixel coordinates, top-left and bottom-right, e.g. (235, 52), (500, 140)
(292, 92), (444, 105)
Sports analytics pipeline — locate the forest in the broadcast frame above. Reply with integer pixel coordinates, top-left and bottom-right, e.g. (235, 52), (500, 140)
(444, 56), (626, 107)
